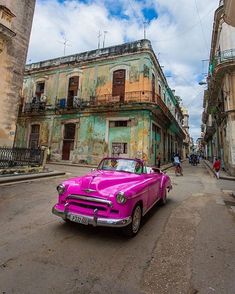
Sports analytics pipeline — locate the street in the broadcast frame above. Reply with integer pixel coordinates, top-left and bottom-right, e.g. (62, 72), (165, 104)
(0, 161), (235, 294)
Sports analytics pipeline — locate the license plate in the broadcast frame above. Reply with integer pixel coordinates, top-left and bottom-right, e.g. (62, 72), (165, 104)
(68, 214), (89, 225)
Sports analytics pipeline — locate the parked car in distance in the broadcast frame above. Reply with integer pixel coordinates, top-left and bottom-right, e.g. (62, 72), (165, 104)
(52, 157), (172, 237)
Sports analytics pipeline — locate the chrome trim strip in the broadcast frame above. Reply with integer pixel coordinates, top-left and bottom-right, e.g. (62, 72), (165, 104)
(83, 188), (97, 193)
(52, 206), (66, 219)
(67, 194), (113, 207)
(143, 198), (161, 216)
(52, 206), (131, 228)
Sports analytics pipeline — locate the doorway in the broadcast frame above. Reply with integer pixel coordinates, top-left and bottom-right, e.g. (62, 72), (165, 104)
(67, 76), (79, 108)
(62, 123), (76, 160)
(112, 70), (126, 103)
(29, 124), (40, 149)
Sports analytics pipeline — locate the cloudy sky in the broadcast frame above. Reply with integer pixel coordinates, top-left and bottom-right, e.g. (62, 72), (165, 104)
(27, 0), (219, 140)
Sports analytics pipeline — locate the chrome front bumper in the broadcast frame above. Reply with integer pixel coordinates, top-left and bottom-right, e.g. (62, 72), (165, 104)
(52, 206), (132, 228)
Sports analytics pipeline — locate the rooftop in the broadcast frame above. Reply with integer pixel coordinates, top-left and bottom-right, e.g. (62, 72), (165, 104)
(25, 39), (153, 71)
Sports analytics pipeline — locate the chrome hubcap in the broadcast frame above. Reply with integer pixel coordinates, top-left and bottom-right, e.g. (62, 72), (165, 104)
(132, 206), (141, 233)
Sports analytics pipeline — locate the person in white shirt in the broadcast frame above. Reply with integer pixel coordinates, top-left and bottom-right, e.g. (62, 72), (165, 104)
(174, 153), (183, 176)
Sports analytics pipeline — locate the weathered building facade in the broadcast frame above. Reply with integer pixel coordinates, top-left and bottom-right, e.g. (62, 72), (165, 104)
(0, 0), (35, 147)
(224, 0), (235, 27)
(181, 107), (190, 158)
(202, 1), (235, 175)
(16, 40), (185, 166)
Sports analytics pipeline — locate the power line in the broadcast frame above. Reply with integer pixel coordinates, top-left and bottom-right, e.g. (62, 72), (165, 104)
(128, 0), (149, 39)
(194, 0), (210, 55)
(151, 7), (214, 43)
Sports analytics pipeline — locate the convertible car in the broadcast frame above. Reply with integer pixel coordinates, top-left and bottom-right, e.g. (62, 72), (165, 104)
(52, 157), (172, 237)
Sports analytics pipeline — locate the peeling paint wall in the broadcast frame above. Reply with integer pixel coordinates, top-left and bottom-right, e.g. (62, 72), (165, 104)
(17, 40), (185, 165)
(23, 52), (162, 105)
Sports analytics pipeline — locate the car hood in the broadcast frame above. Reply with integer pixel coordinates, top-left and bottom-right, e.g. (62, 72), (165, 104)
(63, 170), (149, 198)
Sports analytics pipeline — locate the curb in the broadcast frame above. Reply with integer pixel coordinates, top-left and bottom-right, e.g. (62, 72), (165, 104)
(0, 162), (174, 186)
(48, 161), (96, 168)
(0, 171), (66, 185)
(203, 160), (235, 181)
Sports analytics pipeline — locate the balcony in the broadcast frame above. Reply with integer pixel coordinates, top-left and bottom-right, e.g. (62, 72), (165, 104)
(21, 91), (181, 129)
(23, 102), (49, 113)
(208, 49), (235, 89)
(202, 111), (209, 124)
(216, 48), (235, 66)
(204, 125), (216, 140)
(23, 91), (162, 113)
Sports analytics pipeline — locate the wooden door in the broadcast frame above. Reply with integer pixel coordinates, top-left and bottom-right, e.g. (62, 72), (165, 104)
(112, 70), (126, 103)
(67, 76), (79, 108)
(62, 142), (71, 160)
(29, 124), (40, 149)
(62, 124), (75, 160)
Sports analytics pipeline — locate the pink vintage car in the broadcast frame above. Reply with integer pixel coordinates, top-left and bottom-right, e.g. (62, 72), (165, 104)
(52, 157), (172, 237)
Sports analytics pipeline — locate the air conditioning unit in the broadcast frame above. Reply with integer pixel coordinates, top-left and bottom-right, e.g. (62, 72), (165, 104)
(59, 98), (66, 108)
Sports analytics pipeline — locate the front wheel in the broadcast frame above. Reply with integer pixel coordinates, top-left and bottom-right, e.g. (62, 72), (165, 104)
(160, 188), (167, 205)
(122, 204), (142, 238)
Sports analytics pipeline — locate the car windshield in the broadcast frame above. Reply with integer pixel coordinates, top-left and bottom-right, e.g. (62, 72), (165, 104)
(98, 158), (143, 174)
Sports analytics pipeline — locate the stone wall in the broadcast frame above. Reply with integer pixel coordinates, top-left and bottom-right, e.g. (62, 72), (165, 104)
(0, 0), (35, 146)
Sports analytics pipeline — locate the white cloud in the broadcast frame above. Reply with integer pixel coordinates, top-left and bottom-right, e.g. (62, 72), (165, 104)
(27, 0), (219, 140)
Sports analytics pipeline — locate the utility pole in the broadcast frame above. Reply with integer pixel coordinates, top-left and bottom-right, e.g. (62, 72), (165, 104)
(143, 21), (148, 39)
(98, 31), (102, 49)
(103, 31), (108, 48)
(59, 33), (71, 56)
(62, 38), (70, 56)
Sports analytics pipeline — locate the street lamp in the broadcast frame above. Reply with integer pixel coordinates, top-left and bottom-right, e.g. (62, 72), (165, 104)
(198, 81), (207, 85)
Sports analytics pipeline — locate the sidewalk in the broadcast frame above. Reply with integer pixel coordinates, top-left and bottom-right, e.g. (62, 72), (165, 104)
(0, 161), (174, 186)
(203, 160), (235, 181)
(0, 170), (66, 185)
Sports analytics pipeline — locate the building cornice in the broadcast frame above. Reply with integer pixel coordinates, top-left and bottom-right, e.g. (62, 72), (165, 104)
(0, 22), (16, 40)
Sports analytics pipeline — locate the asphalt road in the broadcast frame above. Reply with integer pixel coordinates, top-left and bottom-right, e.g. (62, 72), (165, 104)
(0, 161), (234, 294)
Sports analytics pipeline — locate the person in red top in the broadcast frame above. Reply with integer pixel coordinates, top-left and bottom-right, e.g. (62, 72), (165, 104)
(213, 158), (221, 179)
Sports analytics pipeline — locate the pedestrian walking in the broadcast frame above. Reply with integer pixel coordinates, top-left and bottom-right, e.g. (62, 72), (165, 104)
(213, 158), (221, 179)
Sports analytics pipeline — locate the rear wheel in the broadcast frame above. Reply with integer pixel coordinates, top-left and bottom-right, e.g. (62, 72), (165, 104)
(122, 204), (142, 237)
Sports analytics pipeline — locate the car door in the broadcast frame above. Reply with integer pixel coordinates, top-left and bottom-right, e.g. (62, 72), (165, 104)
(144, 173), (161, 208)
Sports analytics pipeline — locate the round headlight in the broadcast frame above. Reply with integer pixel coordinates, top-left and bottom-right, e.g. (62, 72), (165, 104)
(116, 192), (127, 204)
(57, 184), (65, 195)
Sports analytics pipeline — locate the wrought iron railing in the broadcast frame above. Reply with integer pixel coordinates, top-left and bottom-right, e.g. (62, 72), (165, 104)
(24, 102), (47, 113)
(21, 91), (182, 126)
(54, 91), (155, 110)
(209, 49), (235, 75)
(216, 48), (235, 65)
(0, 147), (44, 169)
(22, 91), (158, 113)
